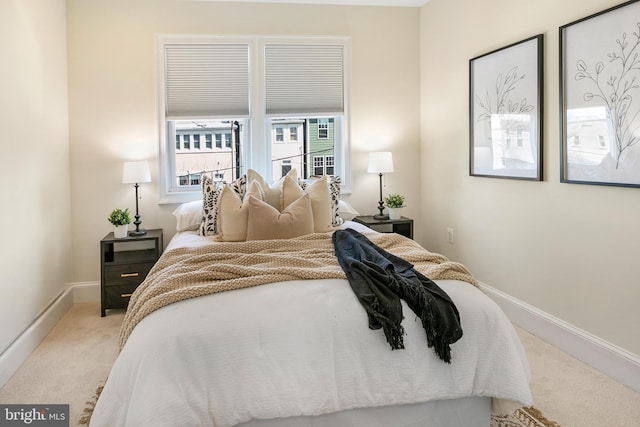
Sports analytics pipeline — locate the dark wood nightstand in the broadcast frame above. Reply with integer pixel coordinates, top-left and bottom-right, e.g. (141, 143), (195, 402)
(353, 216), (414, 239)
(100, 229), (163, 317)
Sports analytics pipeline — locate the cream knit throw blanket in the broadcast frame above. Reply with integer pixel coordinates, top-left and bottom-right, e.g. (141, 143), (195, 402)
(119, 232), (477, 349)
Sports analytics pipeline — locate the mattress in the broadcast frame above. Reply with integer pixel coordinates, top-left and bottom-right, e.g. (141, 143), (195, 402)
(90, 224), (531, 427)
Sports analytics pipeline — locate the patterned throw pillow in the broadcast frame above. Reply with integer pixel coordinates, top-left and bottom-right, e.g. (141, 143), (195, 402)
(200, 175), (223, 236)
(199, 174), (247, 237)
(328, 176), (344, 226)
(228, 174), (247, 198)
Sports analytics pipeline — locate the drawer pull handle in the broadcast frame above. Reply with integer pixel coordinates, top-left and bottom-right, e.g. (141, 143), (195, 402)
(120, 272), (139, 278)
(121, 293), (133, 298)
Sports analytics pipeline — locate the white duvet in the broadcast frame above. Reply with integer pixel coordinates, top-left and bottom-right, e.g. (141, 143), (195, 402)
(91, 229), (532, 427)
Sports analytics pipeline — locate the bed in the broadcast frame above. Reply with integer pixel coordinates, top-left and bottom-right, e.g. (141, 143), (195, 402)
(90, 172), (532, 427)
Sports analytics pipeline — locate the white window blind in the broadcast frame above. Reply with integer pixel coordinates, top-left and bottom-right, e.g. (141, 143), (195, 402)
(265, 44), (344, 115)
(164, 44), (249, 118)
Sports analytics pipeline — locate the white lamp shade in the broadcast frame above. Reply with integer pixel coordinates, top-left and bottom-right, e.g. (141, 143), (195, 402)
(367, 152), (394, 174)
(122, 160), (151, 184)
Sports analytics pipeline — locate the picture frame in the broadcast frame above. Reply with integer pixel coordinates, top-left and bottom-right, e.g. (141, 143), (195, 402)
(469, 34), (544, 180)
(560, 0), (640, 187)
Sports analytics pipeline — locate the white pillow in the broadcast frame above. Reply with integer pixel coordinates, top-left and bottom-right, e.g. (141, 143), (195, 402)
(282, 175), (334, 233)
(247, 168), (297, 211)
(338, 200), (360, 221)
(172, 200), (203, 232)
(245, 194), (314, 240)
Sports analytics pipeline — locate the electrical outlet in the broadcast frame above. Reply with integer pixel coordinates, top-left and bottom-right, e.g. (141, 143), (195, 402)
(446, 227), (454, 244)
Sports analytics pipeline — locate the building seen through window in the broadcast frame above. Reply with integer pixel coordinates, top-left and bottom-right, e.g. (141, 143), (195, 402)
(270, 117), (336, 182)
(171, 117), (337, 187)
(172, 120), (240, 186)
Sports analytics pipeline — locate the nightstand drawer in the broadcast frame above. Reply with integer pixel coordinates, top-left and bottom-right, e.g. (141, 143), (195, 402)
(100, 229), (163, 316)
(104, 284), (139, 308)
(104, 262), (155, 286)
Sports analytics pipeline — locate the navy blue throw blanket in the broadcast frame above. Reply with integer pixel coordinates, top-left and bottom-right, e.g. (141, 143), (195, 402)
(332, 229), (462, 363)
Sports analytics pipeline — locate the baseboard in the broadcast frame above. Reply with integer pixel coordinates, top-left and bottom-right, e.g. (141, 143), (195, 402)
(0, 282), (101, 389)
(72, 281), (100, 303)
(0, 287), (74, 389)
(480, 282), (640, 393)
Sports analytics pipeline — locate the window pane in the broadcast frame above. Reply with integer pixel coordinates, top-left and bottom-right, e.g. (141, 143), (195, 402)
(318, 119), (329, 139)
(171, 119), (244, 187)
(270, 117), (338, 182)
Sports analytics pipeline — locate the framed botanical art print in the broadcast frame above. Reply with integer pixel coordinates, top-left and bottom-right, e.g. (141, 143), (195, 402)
(469, 34), (544, 180)
(560, 0), (640, 187)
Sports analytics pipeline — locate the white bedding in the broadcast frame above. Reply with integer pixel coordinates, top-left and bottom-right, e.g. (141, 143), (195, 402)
(91, 225), (532, 427)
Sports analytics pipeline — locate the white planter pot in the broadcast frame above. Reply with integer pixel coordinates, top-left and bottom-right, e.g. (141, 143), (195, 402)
(113, 224), (129, 239)
(387, 207), (402, 220)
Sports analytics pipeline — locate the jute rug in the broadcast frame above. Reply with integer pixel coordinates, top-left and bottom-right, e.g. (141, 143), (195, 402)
(491, 406), (562, 427)
(79, 382), (561, 427)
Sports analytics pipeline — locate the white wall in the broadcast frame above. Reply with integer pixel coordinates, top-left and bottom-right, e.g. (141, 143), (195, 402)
(0, 0), (71, 354)
(420, 0), (640, 355)
(67, 0), (421, 282)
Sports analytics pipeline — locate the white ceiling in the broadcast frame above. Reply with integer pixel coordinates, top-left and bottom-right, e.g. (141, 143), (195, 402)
(194, 0), (430, 7)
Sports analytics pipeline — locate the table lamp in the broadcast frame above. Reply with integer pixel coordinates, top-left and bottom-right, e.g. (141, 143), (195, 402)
(122, 160), (152, 236)
(367, 152), (394, 220)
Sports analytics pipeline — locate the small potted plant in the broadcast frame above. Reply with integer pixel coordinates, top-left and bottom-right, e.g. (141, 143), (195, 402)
(384, 193), (405, 220)
(108, 208), (131, 238)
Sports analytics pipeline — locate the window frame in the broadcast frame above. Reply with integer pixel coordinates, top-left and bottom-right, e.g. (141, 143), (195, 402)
(157, 35), (351, 204)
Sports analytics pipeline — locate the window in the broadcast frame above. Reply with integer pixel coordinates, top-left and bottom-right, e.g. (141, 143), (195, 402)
(516, 127), (523, 147)
(158, 35), (350, 203)
(190, 173), (201, 186)
(318, 119), (329, 139)
(282, 159), (292, 176)
(326, 155), (334, 175)
(312, 155), (335, 176)
(313, 156), (324, 176)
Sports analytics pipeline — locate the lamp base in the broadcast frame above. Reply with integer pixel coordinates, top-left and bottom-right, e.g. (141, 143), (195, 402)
(373, 213), (389, 220)
(128, 229), (147, 237)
